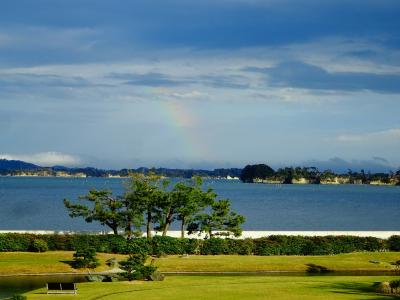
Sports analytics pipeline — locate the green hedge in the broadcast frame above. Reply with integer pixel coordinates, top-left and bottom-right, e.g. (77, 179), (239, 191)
(0, 233), (398, 255)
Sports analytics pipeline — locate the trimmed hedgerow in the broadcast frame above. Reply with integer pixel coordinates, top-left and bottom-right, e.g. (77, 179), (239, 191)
(0, 233), (398, 255)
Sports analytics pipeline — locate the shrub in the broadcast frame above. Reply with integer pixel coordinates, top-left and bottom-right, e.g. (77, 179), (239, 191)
(390, 279), (400, 294)
(119, 252), (157, 281)
(101, 235), (127, 253)
(253, 238), (280, 256)
(31, 239), (48, 252)
(43, 234), (74, 251)
(200, 238), (229, 255)
(306, 263), (332, 273)
(376, 280), (400, 295)
(376, 281), (391, 294)
(227, 238), (254, 255)
(148, 272), (165, 281)
(391, 260), (400, 269)
(126, 238), (151, 255)
(85, 275), (105, 282)
(11, 295), (27, 300)
(0, 234), (32, 251)
(72, 247), (100, 269)
(106, 257), (118, 267)
(152, 236), (183, 255)
(387, 236), (400, 251)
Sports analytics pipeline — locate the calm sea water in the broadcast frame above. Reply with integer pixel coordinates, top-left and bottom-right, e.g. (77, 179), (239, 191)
(0, 177), (399, 231)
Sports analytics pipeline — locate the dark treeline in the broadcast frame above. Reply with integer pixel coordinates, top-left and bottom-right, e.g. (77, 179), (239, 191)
(1, 233), (399, 256)
(240, 164), (400, 185)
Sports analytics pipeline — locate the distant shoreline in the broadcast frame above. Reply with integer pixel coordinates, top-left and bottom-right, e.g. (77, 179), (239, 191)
(1, 175), (399, 186)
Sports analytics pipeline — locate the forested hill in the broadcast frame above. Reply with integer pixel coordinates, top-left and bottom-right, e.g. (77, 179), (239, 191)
(0, 159), (40, 171)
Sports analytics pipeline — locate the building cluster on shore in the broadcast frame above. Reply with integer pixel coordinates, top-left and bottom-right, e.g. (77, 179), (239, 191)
(254, 176), (399, 186)
(7, 171), (87, 178)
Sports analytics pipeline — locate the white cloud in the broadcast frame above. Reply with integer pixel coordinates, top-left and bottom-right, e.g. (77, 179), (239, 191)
(0, 152), (82, 167)
(336, 128), (400, 143)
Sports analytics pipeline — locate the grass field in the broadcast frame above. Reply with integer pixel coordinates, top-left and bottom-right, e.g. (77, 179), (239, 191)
(0, 252), (126, 274)
(1, 252), (400, 299)
(153, 252), (400, 272)
(0, 251), (399, 275)
(22, 275), (400, 300)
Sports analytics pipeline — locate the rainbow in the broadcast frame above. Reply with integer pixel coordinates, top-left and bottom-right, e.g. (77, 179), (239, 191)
(160, 100), (210, 160)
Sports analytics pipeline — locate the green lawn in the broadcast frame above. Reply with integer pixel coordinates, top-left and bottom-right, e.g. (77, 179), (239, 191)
(23, 275), (400, 300)
(2, 252), (400, 299)
(154, 252), (400, 272)
(0, 251), (398, 275)
(0, 251), (126, 274)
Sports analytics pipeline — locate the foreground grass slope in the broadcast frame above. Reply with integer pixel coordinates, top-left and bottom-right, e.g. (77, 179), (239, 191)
(0, 252), (126, 274)
(26, 276), (400, 300)
(0, 251), (398, 274)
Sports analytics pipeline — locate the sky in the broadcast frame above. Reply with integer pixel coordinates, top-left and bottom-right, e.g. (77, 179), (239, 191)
(0, 0), (399, 172)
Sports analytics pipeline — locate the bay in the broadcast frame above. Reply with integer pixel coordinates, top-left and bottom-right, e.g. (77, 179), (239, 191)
(0, 177), (399, 231)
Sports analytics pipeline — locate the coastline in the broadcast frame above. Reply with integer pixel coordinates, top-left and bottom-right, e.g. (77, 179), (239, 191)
(1, 175), (399, 186)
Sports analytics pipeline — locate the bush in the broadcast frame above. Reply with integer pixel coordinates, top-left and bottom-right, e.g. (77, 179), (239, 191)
(253, 238), (281, 256)
(150, 236), (200, 255)
(387, 236), (400, 251)
(106, 257), (118, 267)
(306, 263), (332, 273)
(126, 238), (151, 255)
(101, 235), (128, 253)
(72, 247), (100, 269)
(31, 239), (48, 252)
(0, 234), (32, 251)
(152, 236), (182, 255)
(226, 239), (254, 255)
(148, 271), (165, 281)
(11, 295), (27, 300)
(43, 234), (74, 251)
(119, 252), (157, 281)
(376, 281), (391, 294)
(85, 275), (105, 282)
(200, 238), (229, 255)
(376, 280), (400, 295)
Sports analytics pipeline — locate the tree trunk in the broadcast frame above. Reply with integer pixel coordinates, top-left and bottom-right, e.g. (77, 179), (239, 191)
(162, 209), (173, 237)
(125, 223), (132, 240)
(108, 222), (118, 235)
(146, 210), (152, 239)
(162, 223), (170, 237)
(180, 217), (185, 239)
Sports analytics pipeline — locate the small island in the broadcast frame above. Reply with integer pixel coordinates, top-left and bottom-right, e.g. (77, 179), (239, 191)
(240, 164), (400, 186)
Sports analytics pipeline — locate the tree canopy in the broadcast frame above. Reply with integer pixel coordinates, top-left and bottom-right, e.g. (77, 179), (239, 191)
(64, 174), (245, 239)
(240, 164), (275, 183)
